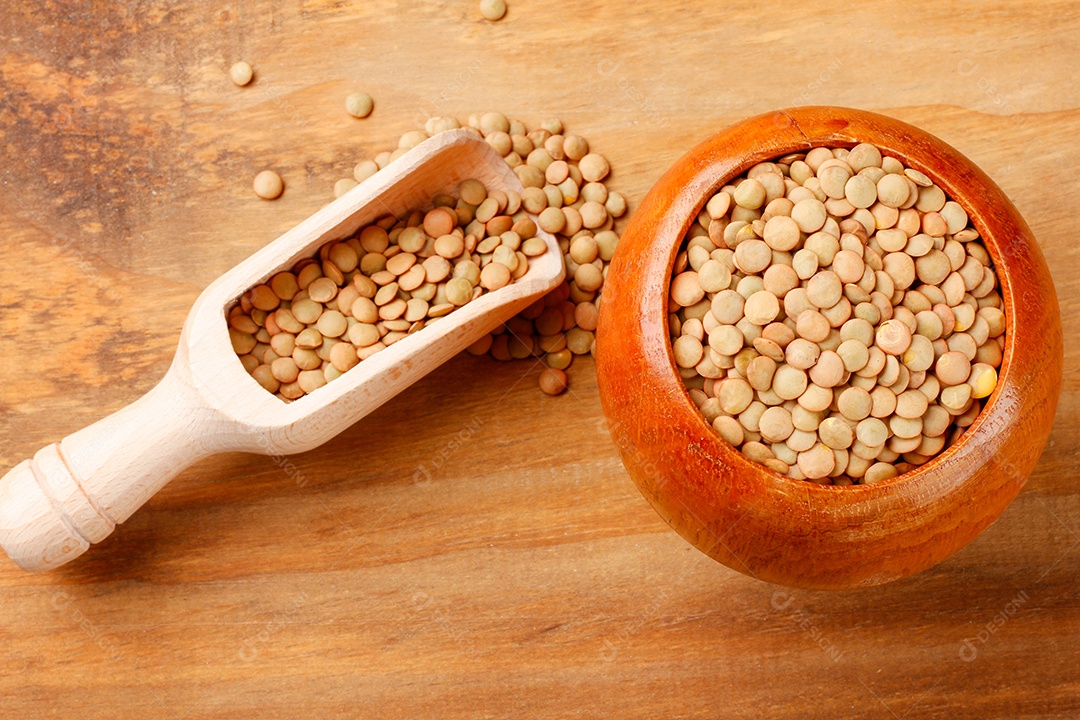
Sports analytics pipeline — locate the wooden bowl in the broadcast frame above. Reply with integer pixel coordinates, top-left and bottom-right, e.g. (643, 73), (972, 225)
(595, 107), (1063, 589)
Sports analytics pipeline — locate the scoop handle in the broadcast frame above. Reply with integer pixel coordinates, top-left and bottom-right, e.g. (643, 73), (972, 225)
(0, 368), (216, 571)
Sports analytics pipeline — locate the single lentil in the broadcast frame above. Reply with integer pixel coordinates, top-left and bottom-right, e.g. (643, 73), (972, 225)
(253, 170), (284, 200)
(345, 92), (374, 118)
(230, 61), (254, 87)
(539, 367), (568, 395)
(479, 0), (507, 20)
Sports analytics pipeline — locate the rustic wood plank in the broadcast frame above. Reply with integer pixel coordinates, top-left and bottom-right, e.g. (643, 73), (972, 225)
(1, 0), (1079, 717)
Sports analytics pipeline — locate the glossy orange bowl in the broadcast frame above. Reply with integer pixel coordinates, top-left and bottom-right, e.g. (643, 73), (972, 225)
(596, 106), (1062, 589)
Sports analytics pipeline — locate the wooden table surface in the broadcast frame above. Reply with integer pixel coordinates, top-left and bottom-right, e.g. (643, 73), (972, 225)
(2, 2), (1078, 717)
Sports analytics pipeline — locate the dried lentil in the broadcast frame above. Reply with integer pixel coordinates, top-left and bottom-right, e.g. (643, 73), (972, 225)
(253, 170), (284, 200)
(230, 61), (254, 87)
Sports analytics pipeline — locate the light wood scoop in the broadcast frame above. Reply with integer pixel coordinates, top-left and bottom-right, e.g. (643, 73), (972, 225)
(0, 129), (565, 572)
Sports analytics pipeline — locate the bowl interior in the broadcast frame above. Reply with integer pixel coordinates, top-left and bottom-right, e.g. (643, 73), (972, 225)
(661, 133), (1015, 489)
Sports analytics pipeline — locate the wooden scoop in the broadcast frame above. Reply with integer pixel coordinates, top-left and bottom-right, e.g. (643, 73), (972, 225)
(0, 129), (565, 572)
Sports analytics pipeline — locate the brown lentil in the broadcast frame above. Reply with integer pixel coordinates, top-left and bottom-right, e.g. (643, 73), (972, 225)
(253, 170), (284, 200)
(539, 367), (568, 395)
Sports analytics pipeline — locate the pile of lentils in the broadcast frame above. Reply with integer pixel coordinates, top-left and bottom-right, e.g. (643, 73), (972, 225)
(331, 113), (627, 395)
(668, 143), (1005, 485)
(229, 178), (551, 401)
(228, 49), (625, 396)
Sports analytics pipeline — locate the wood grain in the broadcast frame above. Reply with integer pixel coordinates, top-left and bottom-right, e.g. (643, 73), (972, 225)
(1, 0), (1079, 717)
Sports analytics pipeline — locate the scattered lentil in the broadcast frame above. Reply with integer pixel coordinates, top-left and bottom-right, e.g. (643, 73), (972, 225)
(539, 367), (568, 395)
(252, 170), (285, 201)
(230, 61), (254, 87)
(479, 0), (507, 20)
(345, 92), (374, 118)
